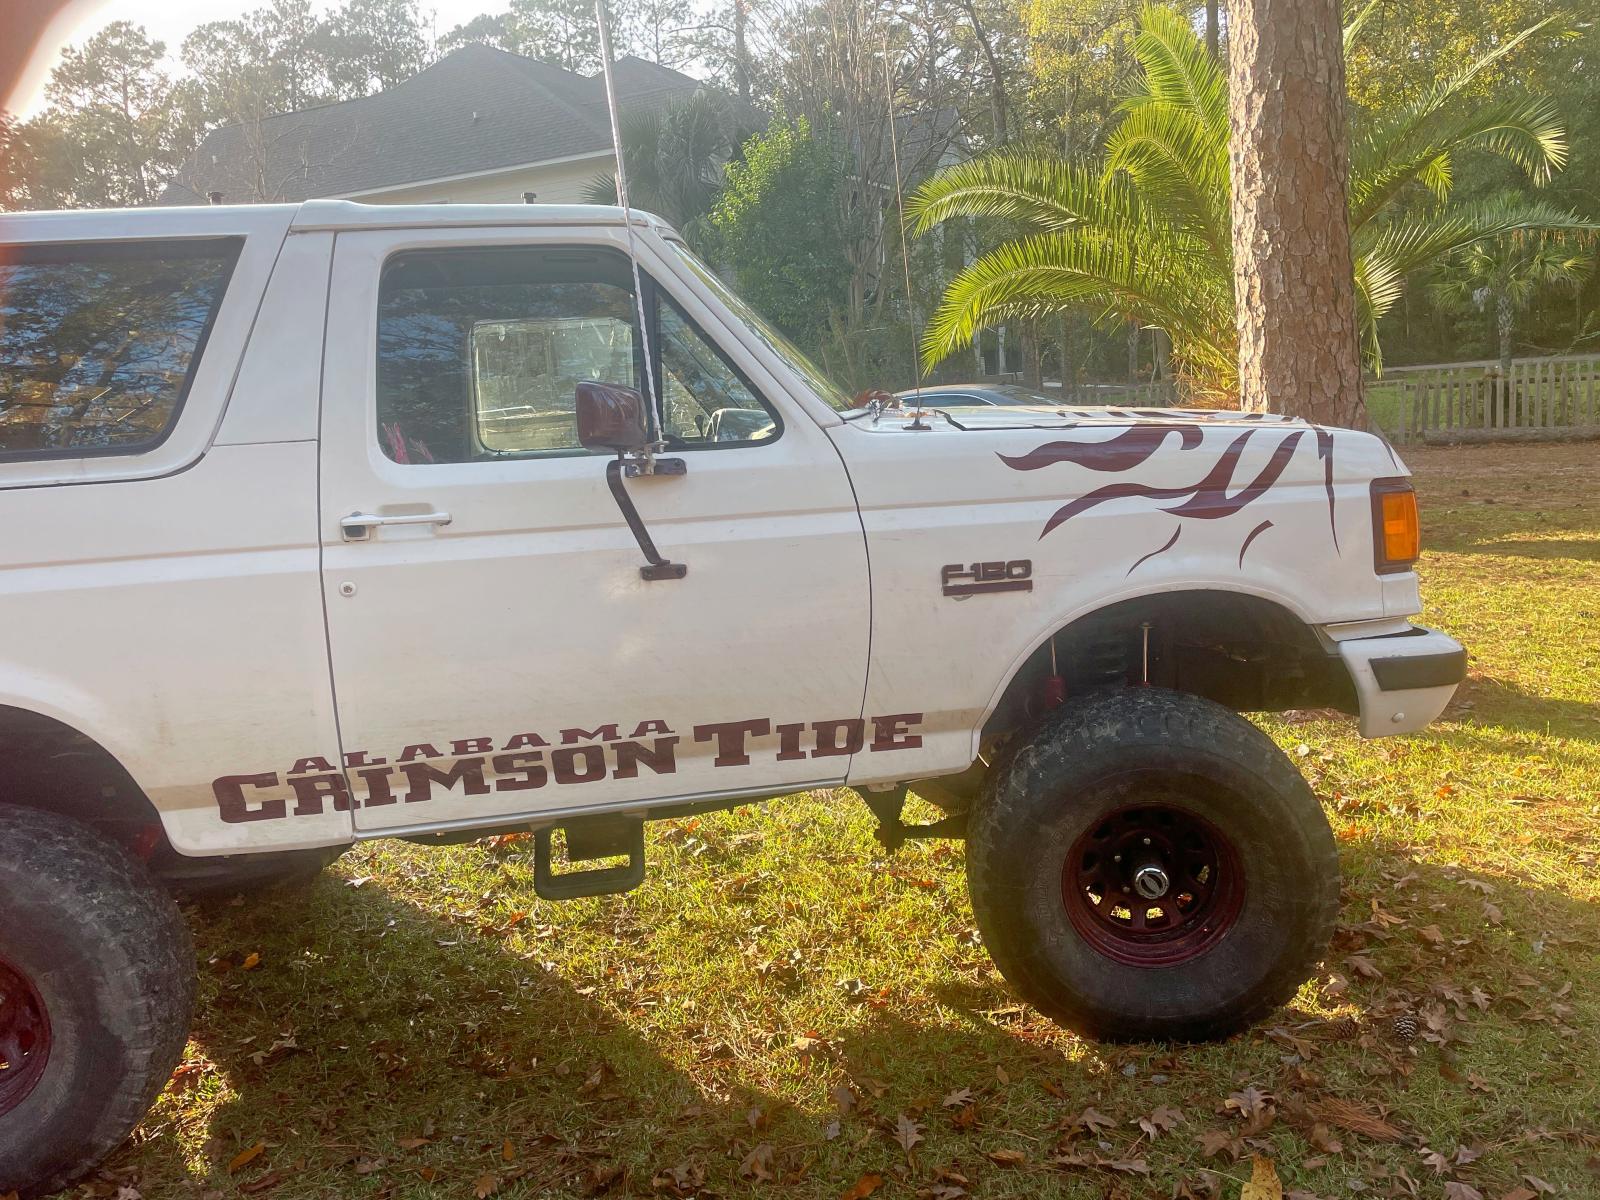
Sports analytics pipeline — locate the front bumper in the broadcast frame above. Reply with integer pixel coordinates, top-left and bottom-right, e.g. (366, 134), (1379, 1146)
(1337, 625), (1466, 737)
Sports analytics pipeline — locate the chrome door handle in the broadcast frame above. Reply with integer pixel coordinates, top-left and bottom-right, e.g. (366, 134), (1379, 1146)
(340, 510), (452, 541)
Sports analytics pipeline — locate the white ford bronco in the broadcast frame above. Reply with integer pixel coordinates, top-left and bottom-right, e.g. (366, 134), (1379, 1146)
(0, 200), (1465, 1194)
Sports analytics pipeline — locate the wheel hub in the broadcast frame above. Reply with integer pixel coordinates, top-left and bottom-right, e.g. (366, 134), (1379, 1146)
(1132, 862), (1171, 899)
(1062, 801), (1245, 967)
(0, 955), (50, 1118)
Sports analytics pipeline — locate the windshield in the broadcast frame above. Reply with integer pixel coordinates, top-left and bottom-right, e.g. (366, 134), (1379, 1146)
(662, 240), (857, 414)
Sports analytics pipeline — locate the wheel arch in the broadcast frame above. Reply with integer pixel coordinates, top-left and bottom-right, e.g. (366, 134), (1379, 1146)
(976, 586), (1357, 751)
(0, 703), (167, 854)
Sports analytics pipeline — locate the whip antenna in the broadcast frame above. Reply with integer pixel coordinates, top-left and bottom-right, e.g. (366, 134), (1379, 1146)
(595, 0), (662, 452)
(882, 38), (924, 412)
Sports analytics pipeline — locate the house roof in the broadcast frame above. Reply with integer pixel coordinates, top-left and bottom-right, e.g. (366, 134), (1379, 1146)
(160, 46), (707, 205)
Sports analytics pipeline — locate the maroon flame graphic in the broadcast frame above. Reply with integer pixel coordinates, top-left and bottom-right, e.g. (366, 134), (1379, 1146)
(1000, 421), (1342, 567)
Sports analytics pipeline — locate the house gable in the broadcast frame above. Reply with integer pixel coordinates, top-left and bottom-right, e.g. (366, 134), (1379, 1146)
(161, 47), (705, 205)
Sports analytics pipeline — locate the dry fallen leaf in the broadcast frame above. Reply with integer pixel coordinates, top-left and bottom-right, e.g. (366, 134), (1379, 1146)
(1443, 1184), (1484, 1200)
(473, 1172), (499, 1198)
(1225, 1087), (1276, 1135)
(240, 952), (261, 971)
(1197, 1127), (1243, 1160)
(832, 1084), (857, 1115)
(739, 1142), (775, 1182)
(894, 1113), (924, 1157)
(1137, 1105), (1184, 1139)
(839, 1173), (883, 1200)
(1240, 1155), (1283, 1200)
(1070, 1106), (1116, 1137)
(985, 1149), (1026, 1166)
(228, 1142), (266, 1173)
(501, 1138), (515, 1163)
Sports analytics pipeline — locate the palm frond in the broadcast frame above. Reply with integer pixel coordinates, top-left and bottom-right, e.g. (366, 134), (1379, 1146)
(920, 230), (1232, 380)
(1127, 2), (1228, 144)
(583, 171), (619, 206)
(1103, 101), (1229, 251)
(1349, 18), (1566, 227)
(1351, 93), (1567, 229)
(907, 155), (1142, 236)
(1356, 198), (1597, 337)
(1343, 0), (1381, 57)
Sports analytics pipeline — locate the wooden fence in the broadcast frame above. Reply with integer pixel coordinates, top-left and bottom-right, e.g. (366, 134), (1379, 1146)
(1371, 354), (1600, 445)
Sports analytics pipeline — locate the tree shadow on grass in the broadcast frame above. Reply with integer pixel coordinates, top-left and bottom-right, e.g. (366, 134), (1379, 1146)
(101, 876), (790, 1199)
(1455, 536), (1600, 562)
(93, 822), (1600, 1200)
(1444, 674), (1600, 743)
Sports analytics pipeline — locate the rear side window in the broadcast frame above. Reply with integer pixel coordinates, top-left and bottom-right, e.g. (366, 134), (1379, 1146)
(0, 239), (240, 459)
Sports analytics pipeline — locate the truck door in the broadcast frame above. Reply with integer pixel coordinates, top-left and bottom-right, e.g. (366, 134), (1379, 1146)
(318, 225), (870, 835)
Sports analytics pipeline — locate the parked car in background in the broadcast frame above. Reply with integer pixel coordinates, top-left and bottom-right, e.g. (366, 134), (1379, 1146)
(896, 382), (1064, 407)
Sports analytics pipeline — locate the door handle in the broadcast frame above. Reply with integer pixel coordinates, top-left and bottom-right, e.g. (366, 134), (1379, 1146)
(340, 510), (452, 541)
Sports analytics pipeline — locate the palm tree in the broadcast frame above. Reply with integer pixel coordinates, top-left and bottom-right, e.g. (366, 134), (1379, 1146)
(1434, 219), (1590, 380)
(583, 90), (754, 245)
(907, 3), (1597, 400)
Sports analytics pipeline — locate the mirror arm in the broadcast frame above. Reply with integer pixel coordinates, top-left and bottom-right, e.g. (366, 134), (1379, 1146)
(606, 455), (688, 581)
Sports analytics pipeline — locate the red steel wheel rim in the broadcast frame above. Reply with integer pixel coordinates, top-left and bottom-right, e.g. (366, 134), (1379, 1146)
(1062, 801), (1245, 967)
(0, 955), (51, 1117)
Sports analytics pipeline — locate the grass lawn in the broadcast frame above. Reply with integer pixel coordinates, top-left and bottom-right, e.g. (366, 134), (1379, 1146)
(97, 443), (1599, 1200)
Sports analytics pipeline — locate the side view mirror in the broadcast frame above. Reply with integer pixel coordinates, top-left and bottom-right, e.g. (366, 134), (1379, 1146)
(575, 380), (650, 454)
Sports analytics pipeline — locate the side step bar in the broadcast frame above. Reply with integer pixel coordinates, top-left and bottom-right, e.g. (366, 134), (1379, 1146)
(534, 814), (645, 900)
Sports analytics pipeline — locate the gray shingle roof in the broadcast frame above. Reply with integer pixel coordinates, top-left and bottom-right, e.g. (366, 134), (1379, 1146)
(160, 47), (705, 205)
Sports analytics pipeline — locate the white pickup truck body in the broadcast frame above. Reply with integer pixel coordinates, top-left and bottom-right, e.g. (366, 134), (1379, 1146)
(2, 200), (1472, 1189)
(0, 200), (1460, 861)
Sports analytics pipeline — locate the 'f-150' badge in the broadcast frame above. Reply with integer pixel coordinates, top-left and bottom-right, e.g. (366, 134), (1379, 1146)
(942, 560), (1032, 598)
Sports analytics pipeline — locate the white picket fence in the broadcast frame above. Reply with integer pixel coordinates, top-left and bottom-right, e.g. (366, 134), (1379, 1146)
(1371, 353), (1600, 445)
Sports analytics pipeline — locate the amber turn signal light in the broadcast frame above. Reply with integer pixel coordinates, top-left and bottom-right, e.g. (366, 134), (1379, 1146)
(1370, 479), (1420, 573)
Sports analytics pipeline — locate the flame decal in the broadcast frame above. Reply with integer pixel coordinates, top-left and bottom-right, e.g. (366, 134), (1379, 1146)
(1034, 429), (1304, 538)
(1127, 526), (1182, 576)
(1316, 428), (1339, 550)
(1238, 519), (1274, 566)
(997, 424), (1204, 474)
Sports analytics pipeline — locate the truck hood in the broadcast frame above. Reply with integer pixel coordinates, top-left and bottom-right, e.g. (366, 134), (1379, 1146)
(830, 401), (1408, 568)
(843, 404), (1310, 434)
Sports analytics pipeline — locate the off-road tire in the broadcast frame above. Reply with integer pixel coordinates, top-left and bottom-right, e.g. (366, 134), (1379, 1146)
(967, 688), (1338, 1042)
(154, 844), (348, 897)
(0, 804), (195, 1197)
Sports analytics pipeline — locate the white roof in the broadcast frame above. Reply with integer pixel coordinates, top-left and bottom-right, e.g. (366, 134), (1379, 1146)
(0, 199), (676, 245)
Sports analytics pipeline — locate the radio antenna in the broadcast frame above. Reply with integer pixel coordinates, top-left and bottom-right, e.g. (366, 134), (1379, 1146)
(882, 38), (924, 413)
(595, 0), (662, 454)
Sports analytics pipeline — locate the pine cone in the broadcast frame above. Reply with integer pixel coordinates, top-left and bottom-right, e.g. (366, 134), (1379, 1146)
(1391, 1012), (1419, 1043)
(1323, 1016), (1360, 1040)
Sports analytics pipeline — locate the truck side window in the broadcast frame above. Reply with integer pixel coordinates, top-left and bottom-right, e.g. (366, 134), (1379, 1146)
(658, 299), (777, 445)
(375, 245), (777, 463)
(0, 239), (239, 460)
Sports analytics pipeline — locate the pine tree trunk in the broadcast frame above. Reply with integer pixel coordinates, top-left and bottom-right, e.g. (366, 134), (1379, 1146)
(1022, 322), (1043, 388)
(733, 0), (751, 103)
(1225, 0), (1366, 427)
